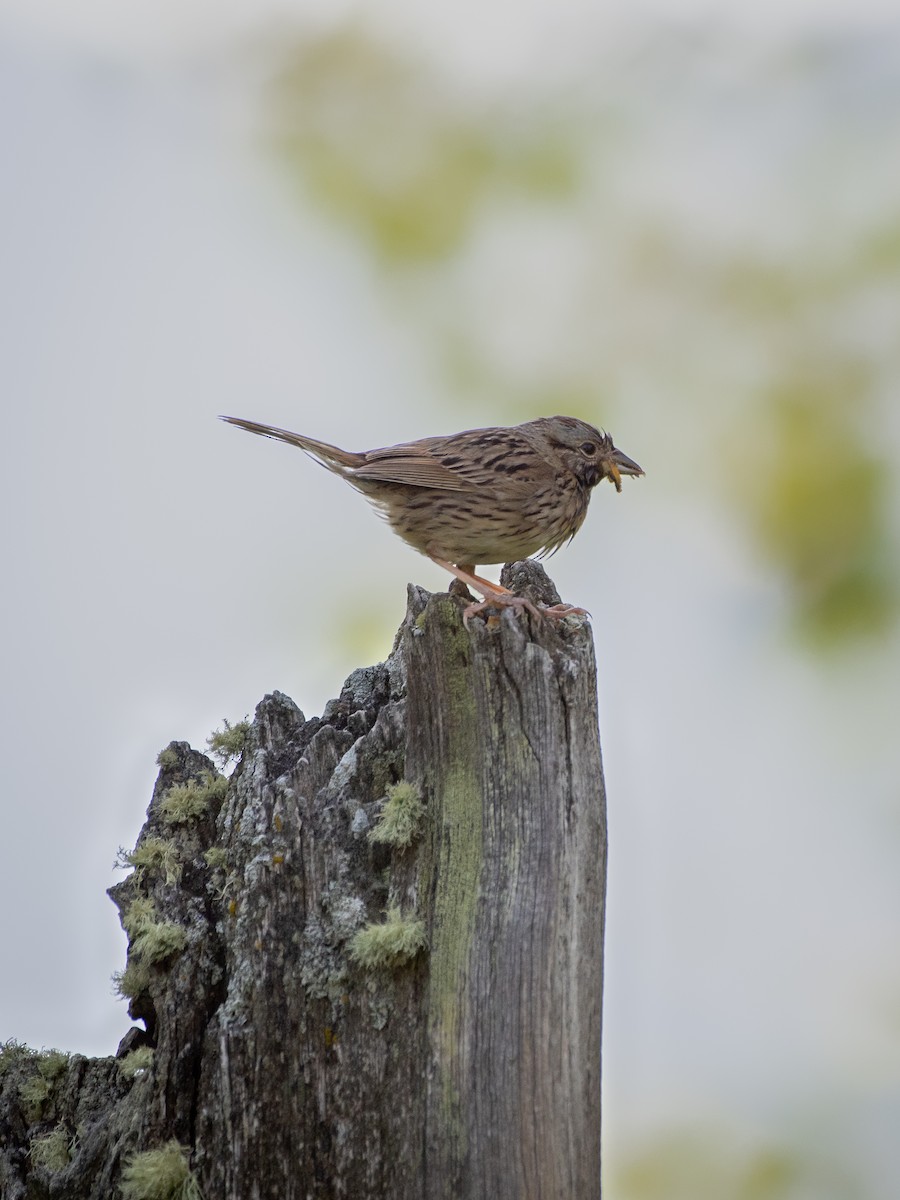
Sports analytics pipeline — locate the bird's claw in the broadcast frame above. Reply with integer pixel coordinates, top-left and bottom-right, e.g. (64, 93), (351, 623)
(462, 594), (589, 627)
(539, 602), (592, 620)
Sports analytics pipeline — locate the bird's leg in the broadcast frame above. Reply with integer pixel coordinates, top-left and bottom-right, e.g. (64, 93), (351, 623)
(429, 556), (510, 601)
(428, 555), (546, 626)
(443, 561), (480, 603)
(465, 568), (514, 595)
(430, 557), (519, 600)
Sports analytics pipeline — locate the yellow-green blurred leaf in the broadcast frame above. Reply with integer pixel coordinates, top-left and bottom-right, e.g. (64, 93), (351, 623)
(612, 1130), (859, 1200)
(735, 365), (898, 645)
(266, 28), (580, 264)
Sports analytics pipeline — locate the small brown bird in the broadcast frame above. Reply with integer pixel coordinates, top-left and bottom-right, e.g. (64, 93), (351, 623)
(221, 414), (643, 621)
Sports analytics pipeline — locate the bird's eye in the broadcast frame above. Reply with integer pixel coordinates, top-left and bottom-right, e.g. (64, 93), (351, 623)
(579, 441), (596, 456)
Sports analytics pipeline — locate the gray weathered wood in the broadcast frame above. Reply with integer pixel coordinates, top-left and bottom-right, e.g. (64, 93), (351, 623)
(0, 563), (607, 1200)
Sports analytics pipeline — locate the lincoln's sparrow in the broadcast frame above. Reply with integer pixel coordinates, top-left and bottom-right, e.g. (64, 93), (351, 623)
(221, 414), (643, 620)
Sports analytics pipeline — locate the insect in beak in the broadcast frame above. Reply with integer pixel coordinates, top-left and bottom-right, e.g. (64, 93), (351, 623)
(605, 448), (644, 493)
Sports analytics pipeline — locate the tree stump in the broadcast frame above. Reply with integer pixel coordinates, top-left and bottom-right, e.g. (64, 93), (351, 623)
(0, 563), (608, 1200)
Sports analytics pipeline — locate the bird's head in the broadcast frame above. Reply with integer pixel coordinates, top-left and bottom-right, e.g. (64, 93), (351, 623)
(539, 416), (644, 493)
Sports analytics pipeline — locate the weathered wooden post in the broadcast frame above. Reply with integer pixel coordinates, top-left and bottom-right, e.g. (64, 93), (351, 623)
(407, 569), (606, 1199)
(0, 563), (607, 1200)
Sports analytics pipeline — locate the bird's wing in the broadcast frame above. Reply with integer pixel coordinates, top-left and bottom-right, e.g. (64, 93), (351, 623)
(351, 443), (475, 492)
(353, 430), (536, 494)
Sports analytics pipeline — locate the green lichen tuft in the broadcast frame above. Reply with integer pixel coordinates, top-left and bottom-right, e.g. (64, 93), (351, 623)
(203, 847), (227, 871)
(37, 1049), (69, 1083)
(156, 748), (179, 771)
(118, 837), (182, 885)
(121, 900), (186, 966)
(0, 1040), (35, 1078)
(19, 1048), (71, 1118)
(19, 1074), (52, 1120)
(159, 774), (227, 825)
(112, 960), (151, 1000)
(122, 898), (159, 938)
(206, 719), (251, 766)
(349, 907), (427, 970)
(119, 1046), (154, 1079)
(369, 781), (425, 848)
(30, 1123), (73, 1171)
(120, 1141), (203, 1200)
(131, 921), (187, 965)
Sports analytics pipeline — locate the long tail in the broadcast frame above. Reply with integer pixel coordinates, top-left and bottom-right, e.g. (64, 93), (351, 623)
(219, 416), (362, 473)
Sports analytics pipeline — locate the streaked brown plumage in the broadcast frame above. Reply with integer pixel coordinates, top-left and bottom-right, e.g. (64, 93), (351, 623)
(221, 414), (643, 620)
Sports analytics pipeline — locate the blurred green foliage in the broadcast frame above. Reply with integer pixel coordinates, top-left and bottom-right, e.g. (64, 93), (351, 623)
(740, 367), (893, 644)
(263, 24), (899, 649)
(611, 1130), (860, 1200)
(268, 29), (579, 264)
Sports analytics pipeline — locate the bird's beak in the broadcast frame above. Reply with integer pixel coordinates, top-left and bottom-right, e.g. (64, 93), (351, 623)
(606, 447), (644, 493)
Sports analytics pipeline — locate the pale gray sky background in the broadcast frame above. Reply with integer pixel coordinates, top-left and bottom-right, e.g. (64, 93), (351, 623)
(2, 2), (899, 1196)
